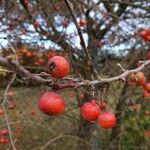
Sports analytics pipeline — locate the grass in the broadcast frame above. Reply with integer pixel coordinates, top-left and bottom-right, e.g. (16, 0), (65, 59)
(0, 85), (149, 150)
(0, 86), (82, 150)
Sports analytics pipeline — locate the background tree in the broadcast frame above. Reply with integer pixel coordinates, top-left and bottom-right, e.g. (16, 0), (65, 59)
(0, 0), (150, 149)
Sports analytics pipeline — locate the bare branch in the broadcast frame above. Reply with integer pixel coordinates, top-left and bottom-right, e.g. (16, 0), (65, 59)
(0, 56), (149, 90)
(40, 134), (91, 150)
(1, 74), (17, 150)
(64, 0), (99, 78)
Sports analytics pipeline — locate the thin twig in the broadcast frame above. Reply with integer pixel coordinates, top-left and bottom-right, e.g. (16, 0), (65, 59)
(64, 0), (99, 78)
(40, 134), (92, 150)
(1, 74), (17, 150)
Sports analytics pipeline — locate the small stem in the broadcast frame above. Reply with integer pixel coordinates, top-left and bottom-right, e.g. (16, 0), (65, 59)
(64, 0), (99, 78)
(1, 74), (17, 150)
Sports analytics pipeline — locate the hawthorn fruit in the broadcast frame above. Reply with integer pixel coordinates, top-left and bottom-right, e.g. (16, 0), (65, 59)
(81, 100), (101, 122)
(98, 112), (117, 129)
(38, 92), (65, 116)
(48, 56), (69, 78)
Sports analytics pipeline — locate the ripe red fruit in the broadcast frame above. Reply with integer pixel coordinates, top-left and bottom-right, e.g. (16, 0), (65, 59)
(38, 58), (45, 65)
(136, 72), (146, 86)
(127, 81), (137, 86)
(139, 29), (150, 42)
(79, 19), (86, 27)
(24, 0), (29, 6)
(144, 83), (150, 92)
(80, 93), (85, 100)
(127, 73), (136, 83)
(0, 138), (9, 144)
(143, 90), (150, 97)
(145, 130), (150, 138)
(38, 92), (65, 116)
(147, 51), (150, 60)
(144, 110), (150, 116)
(48, 56), (69, 78)
(8, 102), (16, 109)
(98, 112), (117, 129)
(136, 78), (146, 86)
(26, 52), (32, 57)
(0, 129), (9, 135)
(136, 72), (145, 81)
(22, 48), (28, 54)
(127, 72), (146, 86)
(81, 100), (101, 122)
(34, 61), (40, 66)
(7, 91), (15, 97)
(0, 108), (4, 115)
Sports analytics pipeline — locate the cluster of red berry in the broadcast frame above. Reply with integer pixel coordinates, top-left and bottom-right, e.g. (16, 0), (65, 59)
(38, 56), (117, 129)
(128, 72), (150, 97)
(81, 100), (116, 129)
(128, 52), (150, 97)
(0, 129), (9, 144)
(0, 91), (17, 145)
(62, 18), (86, 28)
(17, 48), (65, 67)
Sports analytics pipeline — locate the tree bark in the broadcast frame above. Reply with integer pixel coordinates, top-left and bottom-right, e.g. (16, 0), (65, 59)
(77, 71), (94, 150)
(109, 84), (128, 150)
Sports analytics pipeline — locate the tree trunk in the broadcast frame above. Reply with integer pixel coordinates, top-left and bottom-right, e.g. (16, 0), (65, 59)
(76, 71), (94, 150)
(109, 84), (128, 150)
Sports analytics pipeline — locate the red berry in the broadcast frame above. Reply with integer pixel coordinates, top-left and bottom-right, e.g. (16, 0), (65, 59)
(144, 110), (150, 116)
(26, 52), (32, 57)
(0, 129), (9, 135)
(48, 56), (69, 78)
(0, 138), (9, 144)
(144, 83), (150, 92)
(38, 58), (45, 64)
(127, 81), (137, 86)
(38, 92), (65, 116)
(147, 51), (150, 60)
(145, 130), (150, 138)
(143, 90), (150, 97)
(0, 108), (4, 115)
(7, 91), (15, 97)
(139, 29), (148, 37)
(136, 72), (145, 83)
(24, 0), (29, 6)
(80, 93), (85, 100)
(98, 112), (117, 129)
(81, 100), (101, 122)
(139, 29), (150, 42)
(136, 78), (146, 86)
(8, 102), (16, 109)
(79, 19), (86, 27)
(127, 73), (136, 83)
(22, 48), (28, 54)
(127, 72), (146, 86)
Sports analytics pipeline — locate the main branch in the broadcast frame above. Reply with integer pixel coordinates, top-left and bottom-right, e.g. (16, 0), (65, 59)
(0, 56), (150, 90)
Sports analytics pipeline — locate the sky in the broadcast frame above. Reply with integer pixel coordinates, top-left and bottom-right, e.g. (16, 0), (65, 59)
(0, 1), (149, 56)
